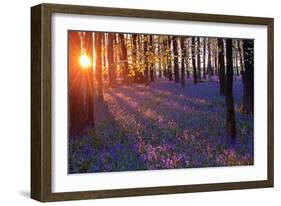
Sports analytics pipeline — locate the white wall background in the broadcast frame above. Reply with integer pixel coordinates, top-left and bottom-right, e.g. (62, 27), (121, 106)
(0, 0), (279, 205)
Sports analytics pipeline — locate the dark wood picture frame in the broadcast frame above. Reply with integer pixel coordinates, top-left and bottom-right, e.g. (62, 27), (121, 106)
(31, 3), (274, 202)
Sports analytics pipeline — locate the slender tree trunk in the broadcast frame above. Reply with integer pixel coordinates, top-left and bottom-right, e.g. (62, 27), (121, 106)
(120, 34), (129, 84)
(218, 38), (225, 95)
(162, 37), (167, 78)
(180, 38), (186, 87)
(203, 38), (206, 80)
(173, 37), (180, 83)
(102, 34), (107, 81)
(162, 37), (168, 78)
(186, 38), (190, 79)
(147, 35), (154, 82)
(242, 40), (254, 114)
(107, 33), (116, 87)
(86, 32), (95, 127)
(192, 37), (197, 84)
(148, 35), (154, 82)
(214, 51), (218, 76)
(207, 38), (212, 78)
(95, 32), (104, 101)
(168, 36), (173, 81)
(197, 37), (201, 82)
(131, 34), (138, 83)
(235, 40), (240, 76)
(159, 36), (163, 78)
(225, 39), (236, 140)
(238, 40), (245, 83)
(143, 35), (149, 85)
(137, 35), (144, 83)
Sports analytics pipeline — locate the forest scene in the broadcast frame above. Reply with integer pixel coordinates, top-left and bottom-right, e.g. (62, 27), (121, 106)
(68, 30), (254, 174)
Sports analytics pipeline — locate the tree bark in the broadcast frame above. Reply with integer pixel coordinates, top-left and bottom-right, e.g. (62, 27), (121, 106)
(203, 38), (206, 80)
(131, 34), (138, 83)
(143, 35), (150, 85)
(191, 37), (197, 84)
(167, 36), (173, 81)
(137, 35), (144, 83)
(148, 35), (154, 82)
(197, 37), (201, 82)
(225, 39), (236, 140)
(95, 32), (104, 101)
(242, 40), (254, 114)
(107, 33), (116, 87)
(207, 38), (213, 78)
(238, 40), (245, 83)
(218, 38), (225, 95)
(173, 37), (180, 83)
(120, 34), (129, 84)
(158, 36), (163, 78)
(86, 32), (95, 128)
(235, 40), (240, 76)
(180, 38), (186, 87)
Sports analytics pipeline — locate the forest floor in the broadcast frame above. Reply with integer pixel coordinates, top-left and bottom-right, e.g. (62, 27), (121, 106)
(69, 77), (254, 173)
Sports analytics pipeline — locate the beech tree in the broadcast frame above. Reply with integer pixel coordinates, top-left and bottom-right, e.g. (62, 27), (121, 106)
(238, 39), (245, 83)
(143, 35), (150, 85)
(85, 32), (94, 127)
(197, 37), (201, 82)
(191, 37), (197, 84)
(120, 34), (129, 84)
(180, 38), (186, 87)
(131, 34), (138, 83)
(158, 36), (163, 78)
(203, 38), (206, 80)
(242, 40), (254, 114)
(173, 37), (180, 83)
(235, 39), (240, 77)
(225, 39), (236, 140)
(207, 38), (213, 78)
(95, 32), (104, 101)
(107, 33), (116, 87)
(218, 38), (225, 95)
(167, 36), (173, 81)
(148, 35), (154, 82)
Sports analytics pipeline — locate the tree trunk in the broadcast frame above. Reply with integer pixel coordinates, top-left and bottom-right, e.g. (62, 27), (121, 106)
(173, 37), (180, 83)
(191, 37), (197, 84)
(102, 34), (107, 80)
(235, 40), (240, 76)
(203, 38), (206, 80)
(95, 32), (104, 101)
(238, 40), (245, 83)
(242, 40), (254, 114)
(225, 39), (236, 140)
(120, 34), (129, 84)
(137, 35), (144, 83)
(218, 38), (225, 95)
(147, 35), (154, 82)
(214, 52), (218, 76)
(180, 38), (186, 87)
(143, 35), (149, 85)
(168, 37), (173, 81)
(107, 33), (116, 87)
(86, 32), (95, 128)
(131, 34), (138, 83)
(159, 36), (163, 78)
(197, 37), (201, 82)
(207, 38), (213, 78)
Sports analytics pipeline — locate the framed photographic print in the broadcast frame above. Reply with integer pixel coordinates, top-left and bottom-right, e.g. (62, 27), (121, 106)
(31, 3), (274, 202)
